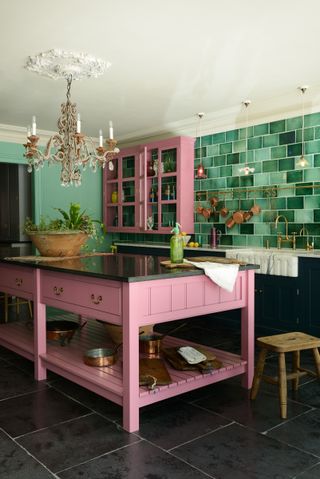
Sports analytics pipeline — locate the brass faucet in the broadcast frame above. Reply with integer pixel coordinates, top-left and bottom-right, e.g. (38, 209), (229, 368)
(274, 215), (296, 250)
(299, 226), (314, 251)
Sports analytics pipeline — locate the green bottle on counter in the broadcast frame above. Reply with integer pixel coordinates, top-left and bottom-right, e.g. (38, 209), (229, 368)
(170, 222), (183, 264)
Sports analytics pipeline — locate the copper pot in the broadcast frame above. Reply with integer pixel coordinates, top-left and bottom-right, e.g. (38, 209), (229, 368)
(243, 211), (253, 222)
(225, 217), (235, 229)
(84, 343), (122, 367)
(202, 208), (211, 219)
(210, 196), (219, 207)
(219, 207), (229, 217)
(250, 204), (261, 215)
(139, 322), (187, 356)
(46, 320), (87, 346)
(232, 210), (245, 224)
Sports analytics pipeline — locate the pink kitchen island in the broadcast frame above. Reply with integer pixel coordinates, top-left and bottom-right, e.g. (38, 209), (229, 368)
(0, 250), (257, 432)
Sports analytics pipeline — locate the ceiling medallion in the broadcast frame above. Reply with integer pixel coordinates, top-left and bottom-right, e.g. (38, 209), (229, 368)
(24, 50), (118, 187)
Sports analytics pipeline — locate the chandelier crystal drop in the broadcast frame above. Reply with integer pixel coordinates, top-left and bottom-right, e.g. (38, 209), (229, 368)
(239, 100), (255, 176)
(23, 49), (119, 187)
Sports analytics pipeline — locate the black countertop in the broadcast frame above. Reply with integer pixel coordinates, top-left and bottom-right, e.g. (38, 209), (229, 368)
(0, 246), (257, 283)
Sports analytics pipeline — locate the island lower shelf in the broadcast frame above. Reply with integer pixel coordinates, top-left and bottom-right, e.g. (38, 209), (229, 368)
(0, 319), (247, 406)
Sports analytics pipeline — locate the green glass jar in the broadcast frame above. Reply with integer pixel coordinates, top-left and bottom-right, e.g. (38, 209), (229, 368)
(170, 223), (183, 264)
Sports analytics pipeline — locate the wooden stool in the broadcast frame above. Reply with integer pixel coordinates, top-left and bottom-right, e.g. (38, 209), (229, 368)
(250, 332), (320, 419)
(0, 293), (33, 323)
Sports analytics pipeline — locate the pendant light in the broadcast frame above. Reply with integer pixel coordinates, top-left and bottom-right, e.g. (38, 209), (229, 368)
(239, 100), (255, 176)
(195, 112), (207, 179)
(296, 85), (309, 168)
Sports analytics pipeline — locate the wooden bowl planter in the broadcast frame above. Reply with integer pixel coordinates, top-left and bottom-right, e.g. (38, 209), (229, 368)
(28, 231), (88, 257)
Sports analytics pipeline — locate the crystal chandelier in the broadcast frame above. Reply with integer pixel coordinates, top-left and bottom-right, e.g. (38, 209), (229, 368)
(239, 100), (255, 176)
(23, 49), (119, 187)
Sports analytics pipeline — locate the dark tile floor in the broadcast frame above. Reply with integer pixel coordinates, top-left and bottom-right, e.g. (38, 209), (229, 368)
(1, 308), (320, 478)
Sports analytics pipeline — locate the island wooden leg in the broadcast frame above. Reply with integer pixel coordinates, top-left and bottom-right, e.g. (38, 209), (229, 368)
(33, 269), (47, 380)
(241, 269), (255, 389)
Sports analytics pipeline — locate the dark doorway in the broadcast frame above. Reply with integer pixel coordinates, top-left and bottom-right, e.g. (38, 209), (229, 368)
(0, 163), (32, 243)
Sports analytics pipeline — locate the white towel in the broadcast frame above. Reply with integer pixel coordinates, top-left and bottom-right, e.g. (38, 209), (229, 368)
(184, 259), (239, 292)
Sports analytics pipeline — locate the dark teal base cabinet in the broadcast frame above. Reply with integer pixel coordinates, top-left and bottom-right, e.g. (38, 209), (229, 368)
(255, 274), (301, 333)
(256, 257), (320, 336)
(299, 258), (320, 336)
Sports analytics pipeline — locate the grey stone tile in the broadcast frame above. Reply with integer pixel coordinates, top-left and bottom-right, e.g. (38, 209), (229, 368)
(172, 423), (318, 479)
(0, 363), (47, 400)
(288, 378), (320, 408)
(0, 387), (90, 437)
(0, 429), (54, 479)
(17, 413), (139, 473)
(138, 400), (231, 449)
(49, 377), (122, 423)
(193, 380), (311, 433)
(58, 440), (210, 479)
(295, 462), (320, 478)
(267, 408), (320, 457)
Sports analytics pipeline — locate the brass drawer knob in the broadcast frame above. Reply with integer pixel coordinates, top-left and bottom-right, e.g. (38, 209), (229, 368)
(53, 286), (64, 296)
(15, 278), (23, 286)
(91, 294), (102, 305)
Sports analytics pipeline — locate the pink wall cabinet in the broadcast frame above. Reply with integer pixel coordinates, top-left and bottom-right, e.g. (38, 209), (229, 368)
(103, 136), (194, 234)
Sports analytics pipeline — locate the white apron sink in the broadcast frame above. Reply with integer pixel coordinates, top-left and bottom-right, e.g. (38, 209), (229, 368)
(225, 249), (298, 277)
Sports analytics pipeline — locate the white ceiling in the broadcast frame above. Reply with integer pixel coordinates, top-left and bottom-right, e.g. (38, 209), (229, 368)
(1, 0), (320, 146)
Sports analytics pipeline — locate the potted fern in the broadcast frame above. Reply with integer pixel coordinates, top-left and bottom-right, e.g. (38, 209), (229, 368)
(24, 202), (104, 257)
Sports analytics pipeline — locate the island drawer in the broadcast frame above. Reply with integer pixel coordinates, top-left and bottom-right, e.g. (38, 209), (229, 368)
(41, 271), (122, 318)
(0, 264), (34, 296)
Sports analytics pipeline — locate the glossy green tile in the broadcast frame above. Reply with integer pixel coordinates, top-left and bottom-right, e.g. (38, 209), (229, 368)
(195, 147), (206, 159)
(207, 144), (220, 156)
(239, 126), (254, 140)
(213, 155), (226, 166)
(305, 196), (320, 208)
(296, 182), (313, 195)
(262, 160), (278, 172)
(287, 171), (303, 183)
(296, 128), (314, 142)
(248, 136), (262, 150)
(226, 153), (240, 165)
(305, 112), (320, 127)
(247, 235), (263, 247)
(212, 132), (226, 144)
(287, 116), (302, 130)
(233, 235), (247, 245)
(207, 167), (219, 178)
(304, 168), (320, 182)
(271, 146), (286, 159)
(240, 151), (254, 163)
(277, 185), (295, 196)
(263, 211), (276, 222)
(220, 142), (232, 154)
(279, 158), (294, 171)
(279, 131), (295, 145)
(240, 175), (253, 187)
(251, 162), (262, 173)
(315, 127), (320, 139)
(314, 154), (320, 167)
(226, 129), (239, 141)
(270, 172), (287, 184)
(201, 135), (212, 146)
(314, 209), (320, 222)
(263, 134), (279, 148)
(278, 210), (294, 221)
(240, 223), (254, 235)
(255, 148), (270, 161)
(270, 119), (286, 133)
(287, 197), (304, 209)
(254, 173), (270, 186)
(219, 235), (233, 245)
(254, 123), (269, 136)
(219, 165), (232, 177)
(227, 177), (240, 188)
(202, 157), (213, 168)
(305, 140), (320, 154)
(233, 140), (246, 153)
(271, 198), (286, 209)
(295, 210), (313, 223)
(255, 223), (271, 234)
(210, 177), (226, 189)
(305, 224), (320, 235)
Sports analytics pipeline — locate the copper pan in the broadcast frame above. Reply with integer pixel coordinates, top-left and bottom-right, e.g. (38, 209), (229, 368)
(250, 204), (261, 215)
(139, 322), (187, 356)
(84, 342), (122, 367)
(46, 320), (87, 346)
(232, 210), (245, 224)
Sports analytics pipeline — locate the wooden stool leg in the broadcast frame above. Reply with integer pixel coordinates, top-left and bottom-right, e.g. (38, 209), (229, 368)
(4, 293), (8, 323)
(312, 348), (320, 378)
(16, 297), (20, 315)
(28, 301), (33, 318)
(278, 352), (287, 419)
(292, 350), (300, 391)
(250, 348), (267, 400)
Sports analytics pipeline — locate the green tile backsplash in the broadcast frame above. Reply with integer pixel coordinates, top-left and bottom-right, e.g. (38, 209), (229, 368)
(193, 111), (320, 249)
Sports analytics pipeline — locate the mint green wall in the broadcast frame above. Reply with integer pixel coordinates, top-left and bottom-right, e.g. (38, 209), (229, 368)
(194, 112), (320, 249)
(0, 140), (112, 251)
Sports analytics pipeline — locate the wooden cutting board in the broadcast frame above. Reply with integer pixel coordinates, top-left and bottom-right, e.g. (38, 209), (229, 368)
(161, 256), (246, 268)
(162, 347), (222, 372)
(139, 358), (172, 386)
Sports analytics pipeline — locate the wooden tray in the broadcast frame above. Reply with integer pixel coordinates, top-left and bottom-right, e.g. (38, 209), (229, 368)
(161, 256), (246, 268)
(162, 347), (222, 372)
(139, 358), (172, 387)
(5, 252), (112, 262)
